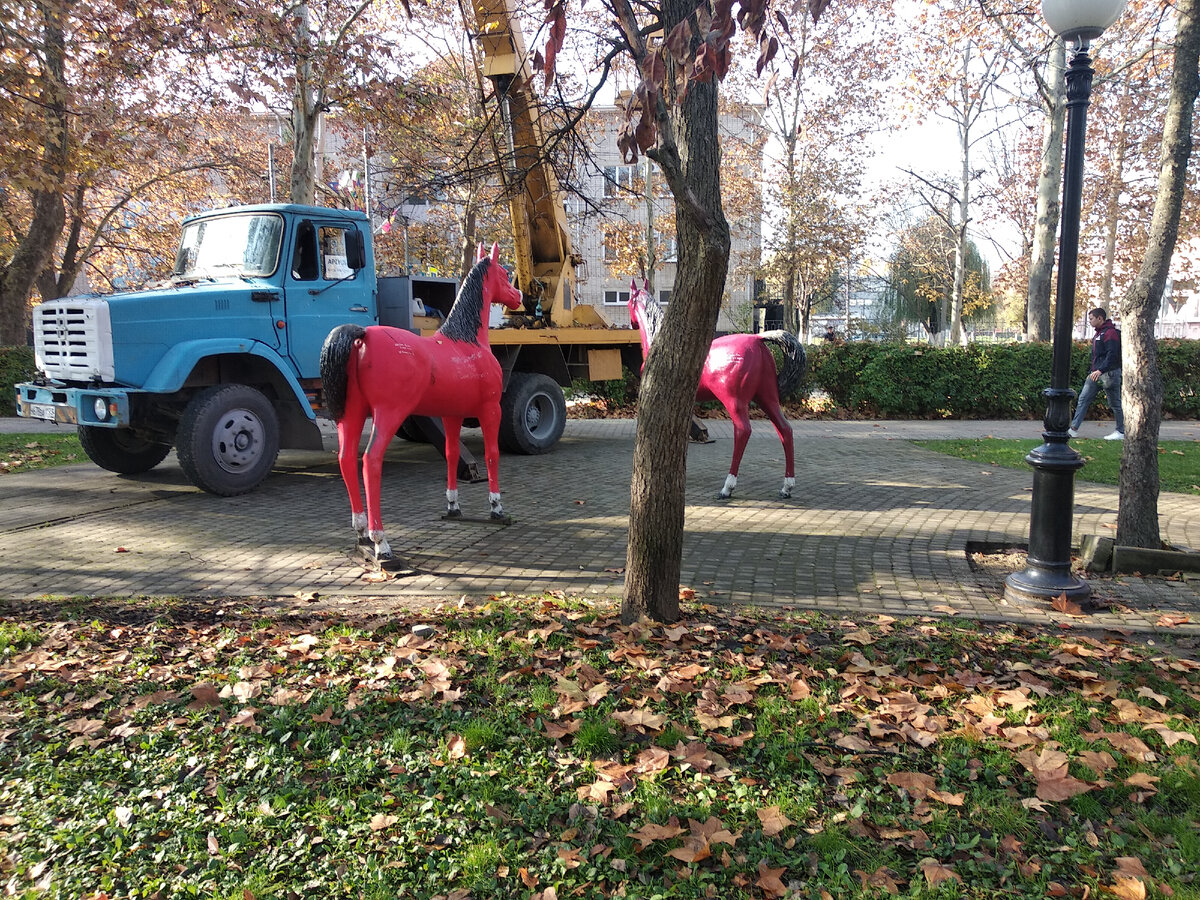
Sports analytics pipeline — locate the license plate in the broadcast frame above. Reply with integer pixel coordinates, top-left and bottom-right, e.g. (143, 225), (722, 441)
(29, 403), (57, 422)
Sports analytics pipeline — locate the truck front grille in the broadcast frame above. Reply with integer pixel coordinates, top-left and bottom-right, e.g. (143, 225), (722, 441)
(34, 300), (114, 382)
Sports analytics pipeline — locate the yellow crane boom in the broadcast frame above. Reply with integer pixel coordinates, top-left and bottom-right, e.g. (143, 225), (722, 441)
(470, 0), (579, 326)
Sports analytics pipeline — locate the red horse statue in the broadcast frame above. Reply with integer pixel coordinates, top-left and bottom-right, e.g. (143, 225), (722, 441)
(628, 281), (805, 499)
(320, 243), (522, 560)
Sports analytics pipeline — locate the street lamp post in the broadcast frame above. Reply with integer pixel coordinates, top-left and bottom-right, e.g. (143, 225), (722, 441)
(1006, 0), (1126, 605)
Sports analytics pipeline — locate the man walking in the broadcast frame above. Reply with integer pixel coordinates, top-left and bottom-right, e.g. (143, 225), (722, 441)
(1069, 307), (1124, 441)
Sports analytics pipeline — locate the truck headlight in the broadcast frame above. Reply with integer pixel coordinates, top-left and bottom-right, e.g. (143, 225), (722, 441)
(93, 397), (108, 421)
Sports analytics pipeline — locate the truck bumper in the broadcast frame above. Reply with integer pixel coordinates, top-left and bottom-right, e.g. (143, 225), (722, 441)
(13, 382), (132, 428)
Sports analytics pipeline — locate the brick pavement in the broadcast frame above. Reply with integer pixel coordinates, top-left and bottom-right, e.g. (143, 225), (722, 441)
(2, 417), (1200, 636)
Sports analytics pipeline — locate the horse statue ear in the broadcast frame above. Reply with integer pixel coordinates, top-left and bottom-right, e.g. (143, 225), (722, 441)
(476, 242), (486, 262)
(490, 242), (500, 263)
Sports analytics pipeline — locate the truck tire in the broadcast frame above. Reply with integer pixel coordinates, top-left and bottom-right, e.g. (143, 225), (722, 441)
(77, 426), (171, 474)
(396, 417), (430, 443)
(177, 385), (280, 496)
(499, 373), (566, 454)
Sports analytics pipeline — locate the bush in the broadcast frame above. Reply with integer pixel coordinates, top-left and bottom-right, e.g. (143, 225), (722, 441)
(0, 346), (35, 417)
(804, 339), (1200, 420)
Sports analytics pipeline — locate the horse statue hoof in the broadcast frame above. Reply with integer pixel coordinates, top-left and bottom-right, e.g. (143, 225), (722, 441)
(445, 508), (463, 519)
(778, 489), (792, 499)
(716, 491), (732, 501)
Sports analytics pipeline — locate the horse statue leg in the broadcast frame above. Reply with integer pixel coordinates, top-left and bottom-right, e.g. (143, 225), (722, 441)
(360, 409), (406, 560)
(336, 409), (369, 544)
(719, 399), (753, 500)
(478, 406), (505, 519)
(442, 417), (464, 518)
(760, 397), (796, 499)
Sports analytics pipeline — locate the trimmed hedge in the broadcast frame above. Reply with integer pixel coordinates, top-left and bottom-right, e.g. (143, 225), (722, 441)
(0, 346), (34, 417)
(805, 339), (1200, 420)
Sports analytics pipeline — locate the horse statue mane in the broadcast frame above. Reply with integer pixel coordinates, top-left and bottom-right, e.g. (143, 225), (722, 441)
(438, 256), (492, 345)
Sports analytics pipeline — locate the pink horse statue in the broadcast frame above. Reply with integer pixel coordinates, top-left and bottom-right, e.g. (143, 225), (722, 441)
(320, 243), (522, 560)
(628, 281), (805, 499)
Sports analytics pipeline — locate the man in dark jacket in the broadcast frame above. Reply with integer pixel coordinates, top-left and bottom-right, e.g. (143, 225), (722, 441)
(1069, 307), (1124, 441)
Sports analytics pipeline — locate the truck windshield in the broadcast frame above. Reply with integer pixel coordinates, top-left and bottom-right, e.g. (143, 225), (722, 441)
(172, 213), (284, 279)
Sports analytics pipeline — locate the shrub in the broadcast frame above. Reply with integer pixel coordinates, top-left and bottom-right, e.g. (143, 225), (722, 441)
(0, 346), (35, 417)
(804, 338), (1200, 420)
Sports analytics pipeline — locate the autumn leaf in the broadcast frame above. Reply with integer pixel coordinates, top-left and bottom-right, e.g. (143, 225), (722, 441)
(188, 683), (221, 709)
(447, 734), (467, 759)
(1155, 613), (1191, 627)
(887, 771), (935, 798)
(919, 858), (962, 886)
(613, 708), (667, 730)
(1102, 875), (1147, 900)
(369, 813), (398, 831)
(1036, 773), (1094, 802)
(756, 805), (793, 837)
(628, 819), (686, 850)
(755, 861), (788, 898)
(311, 707), (343, 725)
(1052, 593), (1086, 616)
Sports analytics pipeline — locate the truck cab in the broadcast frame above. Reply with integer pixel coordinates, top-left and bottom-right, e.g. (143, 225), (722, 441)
(14, 204), (380, 495)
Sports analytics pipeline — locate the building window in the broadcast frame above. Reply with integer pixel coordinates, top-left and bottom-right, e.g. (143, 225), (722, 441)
(603, 165), (637, 198)
(659, 235), (678, 261)
(604, 290), (630, 306)
(658, 289), (671, 305)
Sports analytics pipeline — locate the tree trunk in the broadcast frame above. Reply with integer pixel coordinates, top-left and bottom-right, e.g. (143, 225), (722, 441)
(1099, 79), (1131, 309)
(1116, 0), (1200, 549)
(0, 2), (69, 345)
(1027, 39), (1066, 342)
(290, 2), (319, 205)
(622, 0), (730, 624)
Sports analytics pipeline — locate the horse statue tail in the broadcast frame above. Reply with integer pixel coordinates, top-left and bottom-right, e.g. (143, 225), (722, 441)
(320, 323), (367, 421)
(760, 330), (807, 399)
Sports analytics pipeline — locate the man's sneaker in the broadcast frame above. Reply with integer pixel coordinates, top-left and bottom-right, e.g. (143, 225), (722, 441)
(1103, 430), (1124, 441)
(1067, 427), (1080, 438)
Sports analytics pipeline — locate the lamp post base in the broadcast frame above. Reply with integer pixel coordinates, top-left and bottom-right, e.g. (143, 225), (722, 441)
(1005, 562), (1090, 604)
(1005, 419), (1090, 604)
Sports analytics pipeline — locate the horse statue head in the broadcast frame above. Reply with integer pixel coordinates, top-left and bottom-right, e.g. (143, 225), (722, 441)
(627, 278), (662, 341)
(440, 243), (522, 343)
(478, 241), (522, 313)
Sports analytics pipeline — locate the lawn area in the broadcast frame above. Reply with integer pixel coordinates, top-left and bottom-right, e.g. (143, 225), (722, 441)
(1, 595), (1198, 899)
(915, 438), (1200, 496)
(0, 432), (83, 474)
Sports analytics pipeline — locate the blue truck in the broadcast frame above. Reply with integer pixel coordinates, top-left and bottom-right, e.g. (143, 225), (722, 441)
(14, 203), (640, 495)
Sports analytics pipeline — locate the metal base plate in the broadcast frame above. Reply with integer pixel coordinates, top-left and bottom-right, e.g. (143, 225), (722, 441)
(440, 513), (513, 525)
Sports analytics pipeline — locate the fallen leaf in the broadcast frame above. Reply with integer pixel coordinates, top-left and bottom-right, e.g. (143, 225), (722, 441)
(1155, 613), (1191, 627)
(369, 813), (398, 831)
(1103, 875), (1147, 900)
(1052, 593), (1086, 616)
(756, 805), (793, 838)
(628, 819), (686, 850)
(919, 858), (961, 886)
(756, 861), (788, 899)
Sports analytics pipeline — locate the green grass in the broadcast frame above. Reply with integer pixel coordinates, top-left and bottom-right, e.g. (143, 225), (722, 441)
(1, 595), (1198, 899)
(0, 432), (84, 473)
(916, 437), (1200, 494)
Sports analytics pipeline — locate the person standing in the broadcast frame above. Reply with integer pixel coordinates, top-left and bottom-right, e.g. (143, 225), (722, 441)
(1069, 307), (1124, 441)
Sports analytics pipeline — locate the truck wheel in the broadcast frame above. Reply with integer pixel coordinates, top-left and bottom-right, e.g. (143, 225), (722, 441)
(396, 417), (430, 443)
(77, 426), (171, 474)
(177, 385), (280, 496)
(499, 373), (566, 454)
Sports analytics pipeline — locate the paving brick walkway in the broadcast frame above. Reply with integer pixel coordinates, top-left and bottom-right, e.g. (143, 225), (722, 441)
(3, 417), (1199, 635)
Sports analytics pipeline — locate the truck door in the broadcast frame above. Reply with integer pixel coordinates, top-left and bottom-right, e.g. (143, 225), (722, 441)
(283, 219), (375, 377)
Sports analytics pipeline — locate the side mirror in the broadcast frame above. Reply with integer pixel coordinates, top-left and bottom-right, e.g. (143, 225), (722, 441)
(345, 229), (367, 270)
